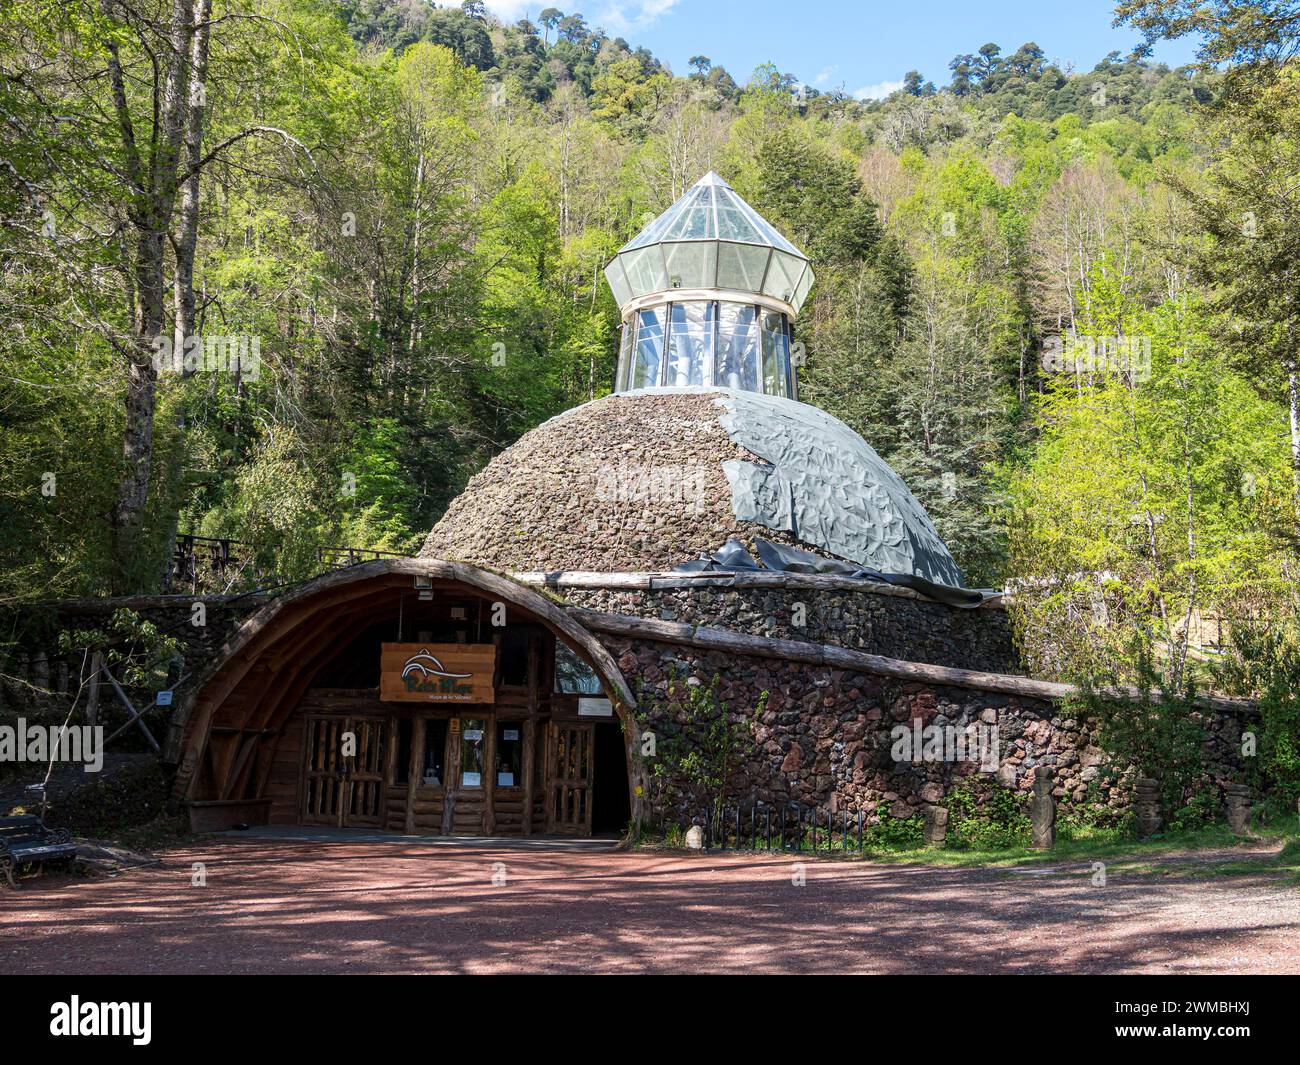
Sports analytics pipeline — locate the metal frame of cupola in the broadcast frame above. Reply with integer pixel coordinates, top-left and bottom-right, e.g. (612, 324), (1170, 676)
(605, 172), (815, 399)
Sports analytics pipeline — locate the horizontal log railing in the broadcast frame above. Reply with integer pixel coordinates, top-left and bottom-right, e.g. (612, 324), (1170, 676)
(515, 569), (1007, 608)
(568, 607), (1259, 715)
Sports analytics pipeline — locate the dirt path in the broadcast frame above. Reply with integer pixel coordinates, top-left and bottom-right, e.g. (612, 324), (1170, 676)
(3, 839), (1297, 974)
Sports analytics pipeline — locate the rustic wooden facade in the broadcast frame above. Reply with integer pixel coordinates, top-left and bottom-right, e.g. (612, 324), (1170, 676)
(168, 561), (639, 838)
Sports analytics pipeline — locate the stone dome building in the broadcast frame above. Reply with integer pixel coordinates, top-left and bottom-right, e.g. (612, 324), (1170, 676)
(424, 172), (963, 588)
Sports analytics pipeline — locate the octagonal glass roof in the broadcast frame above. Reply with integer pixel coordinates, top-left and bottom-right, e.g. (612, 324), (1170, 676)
(605, 172), (814, 316)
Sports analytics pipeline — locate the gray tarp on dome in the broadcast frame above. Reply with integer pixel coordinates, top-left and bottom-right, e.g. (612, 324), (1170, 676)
(627, 387), (965, 587)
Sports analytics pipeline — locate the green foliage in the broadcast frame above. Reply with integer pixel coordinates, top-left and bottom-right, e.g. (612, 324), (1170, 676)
(1215, 616), (1300, 807)
(636, 673), (764, 824)
(1072, 632), (1205, 817)
(56, 610), (182, 693)
(1169, 783), (1221, 832)
(43, 759), (183, 843)
(943, 778), (1031, 849)
(865, 802), (925, 849)
(1006, 277), (1291, 679)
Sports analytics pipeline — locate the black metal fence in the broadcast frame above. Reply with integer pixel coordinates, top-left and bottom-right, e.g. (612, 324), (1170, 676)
(686, 803), (873, 853)
(167, 535), (404, 593)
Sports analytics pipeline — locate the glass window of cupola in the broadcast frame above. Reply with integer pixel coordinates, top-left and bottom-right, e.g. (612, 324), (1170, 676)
(615, 298), (795, 399)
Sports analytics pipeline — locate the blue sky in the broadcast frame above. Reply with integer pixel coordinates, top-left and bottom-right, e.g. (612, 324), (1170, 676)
(485, 0), (1202, 98)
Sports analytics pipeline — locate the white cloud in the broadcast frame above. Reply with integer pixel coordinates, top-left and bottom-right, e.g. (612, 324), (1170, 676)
(854, 79), (904, 101)
(595, 0), (681, 34)
(485, 1), (680, 32)
(484, 1), (535, 21)
(813, 66), (838, 87)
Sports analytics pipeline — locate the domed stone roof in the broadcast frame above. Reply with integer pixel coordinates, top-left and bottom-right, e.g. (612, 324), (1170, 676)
(422, 387), (964, 586)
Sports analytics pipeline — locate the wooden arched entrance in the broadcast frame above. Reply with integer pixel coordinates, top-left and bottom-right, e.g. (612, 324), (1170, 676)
(168, 560), (639, 837)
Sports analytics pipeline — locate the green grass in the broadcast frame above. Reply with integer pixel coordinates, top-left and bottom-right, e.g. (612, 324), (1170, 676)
(875, 820), (1296, 870)
(1099, 838), (1300, 881)
(637, 818), (1300, 880)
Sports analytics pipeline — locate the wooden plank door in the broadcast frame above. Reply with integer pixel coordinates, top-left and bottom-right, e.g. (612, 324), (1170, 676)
(300, 715), (388, 828)
(545, 722), (594, 836)
(300, 716), (343, 825)
(342, 716), (388, 828)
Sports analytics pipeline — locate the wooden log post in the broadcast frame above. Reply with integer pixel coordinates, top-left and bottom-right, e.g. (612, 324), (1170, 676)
(1133, 777), (1163, 838)
(521, 635), (539, 838)
(405, 717), (424, 836)
(442, 721), (461, 836)
(521, 717), (535, 838)
(1030, 766), (1056, 849)
(84, 652), (103, 728)
(482, 716), (497, 836)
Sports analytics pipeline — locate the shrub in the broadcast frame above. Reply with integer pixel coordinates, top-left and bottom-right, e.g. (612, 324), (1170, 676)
(944, 778), (1031, 850)
(1214, 617), (1300, 808)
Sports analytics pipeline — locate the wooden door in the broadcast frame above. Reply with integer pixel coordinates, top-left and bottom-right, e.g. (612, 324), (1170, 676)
(301, 716), (343, 825)
(545, 722), (594, 836)
(343, 716), (388, 827)
(299, 715), (388, 828)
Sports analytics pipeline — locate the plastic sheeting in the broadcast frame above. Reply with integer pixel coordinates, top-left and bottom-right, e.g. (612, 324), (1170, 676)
(676, 538), (994, 609)
(706, 388), (966, 587)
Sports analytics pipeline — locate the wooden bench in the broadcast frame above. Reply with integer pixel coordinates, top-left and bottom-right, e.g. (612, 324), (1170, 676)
(0, 815), (76, 887)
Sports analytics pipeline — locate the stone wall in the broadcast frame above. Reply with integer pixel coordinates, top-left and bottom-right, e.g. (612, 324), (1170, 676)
(556, 580), (1018, 674)
(607, 635), (1254, 826)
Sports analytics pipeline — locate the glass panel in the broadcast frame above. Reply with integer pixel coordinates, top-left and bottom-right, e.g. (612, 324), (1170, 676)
(761, 311), (790, 397)
(617, 320), (634, 392)
(631, 308), (664, 388)
(662, 240), (716, 290)
(762, 251), (803, 303)
(716, 303), (759, 391)
(459, 718), (486, 788)
(604, 259), (633, 308)
(716, 205), (751, 242)
(421, 718), (449, 788)
(555, 642), (603, 694)
(793, 262), (815, 310)
(716, 242), (770, 292)
(623, 246), (667, 297)
(496, 723), (523, 788)
(666, 301), (714, 386)
(681, 204), (713, 239)
(716, 183), (802, 253)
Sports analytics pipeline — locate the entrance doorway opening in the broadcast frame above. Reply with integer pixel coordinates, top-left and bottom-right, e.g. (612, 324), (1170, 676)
(591, 722), (631, 835)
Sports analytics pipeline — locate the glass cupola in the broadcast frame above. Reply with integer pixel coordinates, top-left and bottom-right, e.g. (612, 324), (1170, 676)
(605, 172), (814, 399)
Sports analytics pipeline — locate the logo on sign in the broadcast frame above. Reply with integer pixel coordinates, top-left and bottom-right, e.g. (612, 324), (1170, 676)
(401, 648), (474, 698)
(401, 649), (473, 681)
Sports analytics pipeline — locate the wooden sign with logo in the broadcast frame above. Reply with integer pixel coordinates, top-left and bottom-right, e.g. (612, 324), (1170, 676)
(380, 644), (496, 704)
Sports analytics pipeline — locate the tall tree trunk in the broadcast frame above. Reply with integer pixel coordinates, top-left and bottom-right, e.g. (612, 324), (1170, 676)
(109, 0), (194, 592)
(1288, 361), (1300, 502)
(174, 0), (211, 362)
(158, 0), (211, 587)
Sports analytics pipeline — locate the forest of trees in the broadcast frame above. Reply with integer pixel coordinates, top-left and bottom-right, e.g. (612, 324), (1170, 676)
(2, 0), (1299, 706)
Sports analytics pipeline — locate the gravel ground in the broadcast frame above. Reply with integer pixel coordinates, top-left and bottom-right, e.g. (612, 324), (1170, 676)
(2, 838), (1298, 974)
